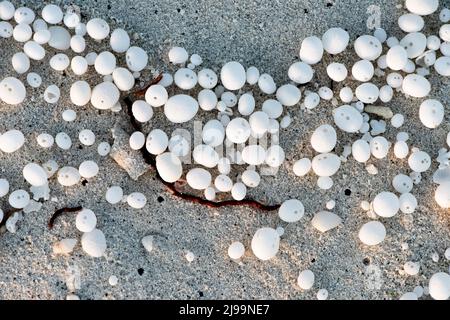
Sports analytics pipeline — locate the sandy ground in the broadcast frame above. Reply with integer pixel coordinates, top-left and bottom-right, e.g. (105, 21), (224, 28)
(0, 0), (449, 300)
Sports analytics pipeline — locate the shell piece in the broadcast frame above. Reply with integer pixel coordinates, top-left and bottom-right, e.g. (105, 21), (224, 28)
(311, 211), (342, 232)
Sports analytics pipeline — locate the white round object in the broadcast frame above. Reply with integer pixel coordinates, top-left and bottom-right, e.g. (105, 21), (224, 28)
(405, 0), (438, 15)
(379, 85), (394, 103)
(317, 176), (333, 190)
(241, 145), (266, 166)
(297, 270), (315, 290)
(190, 54), (202, 66)
(197, 89), (217, 111)
(48, 26), (71, 50)
(352, 139), (371, 163)
(127, 192), (147, 209)
(373, 192), (399, 218)
(164, 95), (199, 123)
(352, 59), (374, 82)
(69, 81), (91, 107)
(300, 36), (323, 64)
(0, 21), (13, 38)
(387, 73), (403, 88)
(81, 229), (106, 258)
(262, 99), (283, 118)
(398, 14), (424, 32)
(386, 45), (408, 70)
(441, 25), (450, 42)
(42, 4), (63, 24)
(126, 46), (148, 72)
(79, 129), (95, 146)
(408, 150), (431, 172)
(202, 119), (225, 147)
(333, 105), (363, 133)
(168, 135), (190, 157)
(393, 174), (413, 194)
(359, 221), (386, 246)
(293, 158), (311, 176)
(86, 18), (110, 40)
(36, 133), (54, 148)
(0, 1), (14, 20)
(26, 72), (42, 88)
(33, 29), (51, 44)
(110, 29), (130, 53)
(226, 118), (251, 144)
(186, 168), (211, 190)
(258, 74), (276, 94)
(0, 77), (26, 105)
(249, 111), (270, 135)
(317, 289), (329, 300)
(391, 114), (405, 128)
(76, 209), (97, 233)
(251, 227), (280, 261)
(197, 68), (218, 89)
(95, 51), (116, 75)
(327, 63), (347, 82)
(23, 41), (45, 60)
(419, 99), (444, 128)
(193, 144), (219, 168)
(0, 178), (9, 197)
(288, 61), (314, 84)
(276, 84), (301, 106)
(91, 82), (120, 110)
(394, 141), (409, 159)
(79, 161), (99, 179)
(132, 100), (153, 123)
(339, 87), (353, 103)
(144, 85), (168, 107)
(279, 199), (304, 223)
(8, 189), (30, 209)
(23, 163), (47, 187)
(106, 186), (123, 204)
(322, 27), (349, 54)
(129, 132), (145, 150)
(434, 57), (450, 76)
(220, 61), (246, 91)
(231, 183), (247, 201)
(402, 74), (430, 98)
(370, 136), (390, 159)
(49, 53), (69, 71)
(97, 142), (111, 156)
(246, 66), (260, 84)
(311, 124), (337, 153)
(174, 68), (197, 90)
(168, 46), (188, 64)
(33, 18), (47, 32)
(399, 193), (418, 214)
(64, 11), (80, 28)
(228, 242), (245, 260)
(214, 175), (233, 192)
(111, 68), (134, 92)
(71, 56), (88, 75)
(85, 52), (97, 65)
(13, 23), (32, 42)
(146, 129), (168, 155)
(0, 130), (25, 153)
(354, 35), (382, 60)
(57, 167), (81, 186)
(428, 272), (450, 300)
(427, 35), (441, 50)
(55, 132), (72, 150)
(11, 52), (30, 74)
(311, 153), (341, 177)
(70, 35), (85, 53)
(156, 152), (183, 183)
(355, 83), (379, 104)
(400, 32), (427, 58)
(241, 170), (261, 188)
(265, 145), (285, 168)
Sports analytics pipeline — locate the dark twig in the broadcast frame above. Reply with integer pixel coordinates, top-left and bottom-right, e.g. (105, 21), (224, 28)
(123, 75), (280, 212)
(48, 206), (83, 229)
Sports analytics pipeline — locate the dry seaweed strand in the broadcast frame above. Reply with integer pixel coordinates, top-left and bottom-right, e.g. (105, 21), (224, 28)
(123, 75), (280, 211)
(48, 206), (83, 229)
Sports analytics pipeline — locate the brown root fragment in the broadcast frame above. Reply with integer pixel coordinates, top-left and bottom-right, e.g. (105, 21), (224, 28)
(48, 206), (83, 229)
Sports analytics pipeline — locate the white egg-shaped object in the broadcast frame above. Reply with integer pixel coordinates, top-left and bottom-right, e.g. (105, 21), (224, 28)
(327, 63), (348, 82)
(242, 145), (267, 165)
(373, 192), (400, 218)
(94, 51), (116, 75)
(226, 118), (251, 144)
(0, 1), (14, 20)
(419, 99), (444, 128)
(168, 46), (188, 64)
(359, 221), (386, 246)
(310, 124), (337, 153)
(394, 141), (409, 159)
(297, 270), (315, 290)
(57, 167), (81, 187)
(408, 150), (431, 172)
(0, 178), (10, 197)
(231, 183), (247, 200)
(241, 170), (261, 188)
(127, 192), (147, 209)
(398, 14), (424, 32)
(428, 272), (450, 300)
(0, 77), (26, 105)
(91, 82), (120, 110)
(197, 68), (218, 89)
(354, 35), (382, 60)
(192, 144), (219, 168)
(262, 99), (283, 118)
(352, 59), (374, 82)
(293, 158), (312, 177)
(311, 153), (341, 177)
(265, 145), (285, 168)
(276, 84), (301, 106)
(164, 94), (199, 123)
(0, 130), (25, 153)
(156, 152), (182, 183)
(249, 111), (270, 135)
(79, 161), (99, 179)
(70, 35), (85, 53)
(238, 93), (255, 115)
(126, 46), (148, 72)
(228, 242), (245, 260)
(402, 74), (430, 98)
(399, 193), (418, 214)
(71, 56), (88, 75)
(146, 129), (168, 155)
(106, 186), (123, 204)
(393, 174), (413, 194)
(86, 18), (110, 40)
(186, 168), (212, 190)
(405, 0), (438, 16)
(386, 45), (408, 70)
(174, 68), (198, 90)
(220, 61), (246, 91)
(13, 23), (32, 42)
(23, 163), (47, 186)
(379, 85), (394, 103)
(251, 227), (280, 261)
(8, 189), (30, 209)
(288, 61), (314, 84)
(70, 81), (91, 106)
(300, 36), (324, 64)
(198, 89), (218, 111)
(55, 132), (72, 150)
(144, 84), (168, 107)
(202, 119), (225, 147)
(435, 182), (450, 208)
(258, 74), (276, 94)
(168, 135), (190, 157)
(278, 199), (304, 223)
(110, 28), (130, 53)
(434, 57), (450, 76)
(76, 209), (97, 233)
(322, 27), (349, 55)
(214, 175), (233, 192)
(370, 136), (390, 159)
(23, 41), (45, 60)
(48, 26), (71, 50)
(132, 100), (153, 123)
(333, 105), (363, 133)
(81, 229), (106, 258)
(246, 66), (260, 85)
(11, 52), (30, 74)
(352, 139), (371, 163)
(112, 67), (135, 92)
(355, 83), (379, 104)
(400, 33), (427, 58)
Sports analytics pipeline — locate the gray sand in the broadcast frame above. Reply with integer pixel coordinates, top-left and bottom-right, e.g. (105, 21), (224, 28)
(0, 0), (450, 300)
